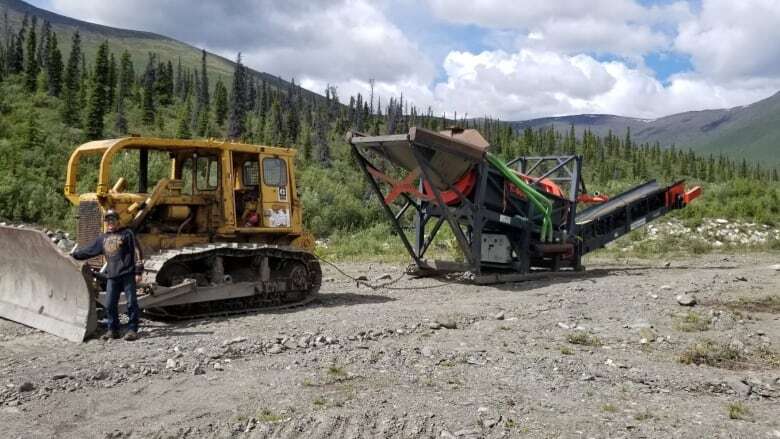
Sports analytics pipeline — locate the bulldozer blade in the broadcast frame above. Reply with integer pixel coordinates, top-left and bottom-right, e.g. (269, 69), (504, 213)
(0, 226), (97, 342)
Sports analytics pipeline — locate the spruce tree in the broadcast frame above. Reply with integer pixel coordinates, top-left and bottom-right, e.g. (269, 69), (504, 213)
(61, 31), (82, 126)
(194, 50), (210, 135)
(264, 98), (283, 146)
(213, 78), (228, 126)
(313, 103), (330, 166)
(23, 17), (38, 92)
(174, 57), (183, 99)
(177, 98), (193, 139)
(46, 32), (62, 96)
(197, 106), (209, 136)
(286, 102), (299, 145)
(36, 20), (50, 68)
(107, 53), (116, 109)
(10, 20), (25, 74)
(85, 41), (110, 140)
(115, 95), (128, 135)
(199, 49), (209, 108)
(227, 53), (247, 139)
(166, 60), (174, 100)
(117, 50), (133, 103)
(142, 53), (157, 125)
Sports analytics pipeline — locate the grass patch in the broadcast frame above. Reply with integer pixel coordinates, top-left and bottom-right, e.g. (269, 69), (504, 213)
(678, 340), (743, 369)
(313, 397), (327, 407)
(727, 402), (751, 420)
(673, 311), (712, 332)
(256, 408), (282, 423)
(601, 403), (618, 413)
(754, 345), (780, 368)
(634, 410), (654, 421)
(681, 339), (780, 369)
(719, 296), (780, 314)
(566, 331), (602, 347)
(327, 366), (347, 378)
(559, 346), (574, 355)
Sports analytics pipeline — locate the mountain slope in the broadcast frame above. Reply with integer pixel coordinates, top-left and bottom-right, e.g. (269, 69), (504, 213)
(510, 92), (780, 166)
(0, 0), (320, 99)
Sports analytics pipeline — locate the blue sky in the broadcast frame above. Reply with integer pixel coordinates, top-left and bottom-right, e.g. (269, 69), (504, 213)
(28, 0), (780, 120)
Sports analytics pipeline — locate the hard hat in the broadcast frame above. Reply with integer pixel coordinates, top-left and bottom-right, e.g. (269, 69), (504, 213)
(103, 209), (119, 221)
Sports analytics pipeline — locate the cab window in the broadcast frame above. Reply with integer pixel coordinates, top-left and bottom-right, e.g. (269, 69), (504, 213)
(197, 156), (219, 190)
(181, 158), (194, 195)
(263, 158), (287, 187)
(243, 161), (259, 186)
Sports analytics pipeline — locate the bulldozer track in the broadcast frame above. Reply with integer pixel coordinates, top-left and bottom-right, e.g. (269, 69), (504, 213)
(139, 243), (322, 319)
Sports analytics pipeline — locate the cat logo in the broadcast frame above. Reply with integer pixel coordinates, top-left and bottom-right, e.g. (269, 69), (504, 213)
(103, 235), (124, 256)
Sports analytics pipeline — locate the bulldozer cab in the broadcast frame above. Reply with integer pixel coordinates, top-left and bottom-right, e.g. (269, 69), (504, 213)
(231, 151), (291, 230)
(62, 138), (304, 254)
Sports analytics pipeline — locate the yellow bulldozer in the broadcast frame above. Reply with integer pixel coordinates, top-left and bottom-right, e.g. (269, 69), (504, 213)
(0, 137), (322, 342)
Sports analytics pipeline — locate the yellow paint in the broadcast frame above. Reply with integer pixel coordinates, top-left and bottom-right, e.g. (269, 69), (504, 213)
(66, 137), (309, 254)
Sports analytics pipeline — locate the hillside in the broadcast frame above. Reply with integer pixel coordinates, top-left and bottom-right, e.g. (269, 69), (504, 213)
(510, 92), (780, 166)
(0, 0), (320, 100)
(0, 0), (777, 250)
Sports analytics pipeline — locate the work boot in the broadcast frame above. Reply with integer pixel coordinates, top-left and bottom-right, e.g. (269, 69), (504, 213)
(123, 330), (139, 341)
(101, 330), (120, 340)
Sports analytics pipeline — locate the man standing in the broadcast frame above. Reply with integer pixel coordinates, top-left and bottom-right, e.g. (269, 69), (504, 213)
(72, 209), (144, 341)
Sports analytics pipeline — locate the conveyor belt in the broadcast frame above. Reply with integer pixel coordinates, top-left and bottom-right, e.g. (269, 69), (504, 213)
(576, 180), (661, 225)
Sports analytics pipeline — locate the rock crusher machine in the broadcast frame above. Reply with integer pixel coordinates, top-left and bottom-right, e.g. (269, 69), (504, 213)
(347, 127), (701, 283)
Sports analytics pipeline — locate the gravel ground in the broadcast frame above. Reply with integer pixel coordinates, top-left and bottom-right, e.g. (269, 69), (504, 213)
(1, 253), (779, 438)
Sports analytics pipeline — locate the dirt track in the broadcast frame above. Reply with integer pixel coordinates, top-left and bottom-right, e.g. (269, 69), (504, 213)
(2, 253), (779, 438)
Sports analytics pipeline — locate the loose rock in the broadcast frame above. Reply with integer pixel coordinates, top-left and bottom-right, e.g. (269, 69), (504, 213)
(18, 382), (35, 392)
(92, 369), (109, 381)
(438, 320), (457, 329)
(440, 431), (456, 439)
(222, 337), (248, 347)
(725, 377), (751, 398)
(676, 294), (697, 306)
(494, 311), (505, 320)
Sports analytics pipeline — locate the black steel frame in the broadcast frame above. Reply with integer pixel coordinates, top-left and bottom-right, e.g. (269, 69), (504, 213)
(351, 141), (589, 275)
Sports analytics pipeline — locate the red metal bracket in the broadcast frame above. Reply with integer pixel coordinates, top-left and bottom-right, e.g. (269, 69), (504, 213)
(366, 166), (434, 204)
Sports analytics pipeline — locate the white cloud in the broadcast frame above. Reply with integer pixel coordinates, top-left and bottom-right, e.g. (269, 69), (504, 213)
(48, 0), (435, 85)
(427, 49), (779, 120)
(675, 0), (780, 81)
(425, 0), (692, 57)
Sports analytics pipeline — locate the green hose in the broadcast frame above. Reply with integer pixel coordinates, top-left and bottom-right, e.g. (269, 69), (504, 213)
(485, 152), (553, 242)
